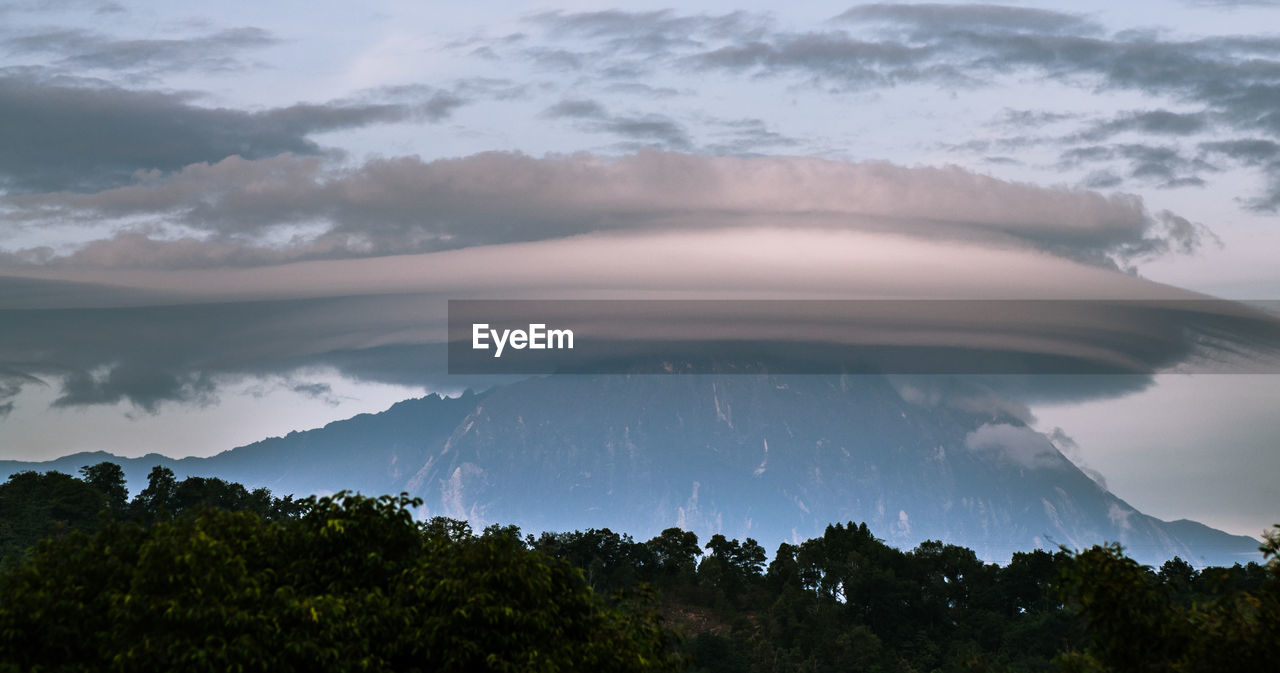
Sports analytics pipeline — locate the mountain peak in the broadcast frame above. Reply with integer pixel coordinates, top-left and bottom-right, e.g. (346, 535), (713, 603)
(1, 375), (1261, 567)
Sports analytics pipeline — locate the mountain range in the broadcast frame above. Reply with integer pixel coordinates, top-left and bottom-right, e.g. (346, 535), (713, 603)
(1, 374), (1262, 567)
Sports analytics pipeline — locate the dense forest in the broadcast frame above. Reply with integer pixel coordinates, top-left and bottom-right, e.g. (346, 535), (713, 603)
(0, 464), (1276, 672)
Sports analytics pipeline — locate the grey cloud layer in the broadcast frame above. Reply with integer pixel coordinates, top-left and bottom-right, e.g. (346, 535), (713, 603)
(4, 272), (1278, 413)
(0, 294), (447, 411)
(3, 26), (276, 75)
(541, 98), (693, 149)
(0, 74), (465, 192)
(539, 97), (797, 153)
(4, 152), (1207, 270)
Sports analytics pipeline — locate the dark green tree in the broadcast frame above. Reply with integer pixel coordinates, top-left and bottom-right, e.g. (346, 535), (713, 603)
(529, 527), (653, 592)
(0, 492), (684, 672)
(78, 462), (128, 511)
(1056, 531), (1280, 673)
(699, 534), (766, 602)
(644, 527), (702, 585)
(130, 465), (177, 519)
(0, 470), (106, 559)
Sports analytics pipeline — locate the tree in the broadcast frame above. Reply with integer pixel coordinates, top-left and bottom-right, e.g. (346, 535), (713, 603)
(765, 542), (801, 590)
(0, 492), (684, 672)
(529, 527), (652, 592)
(1001, 548), (1067, 616)
(0, 470), (106, 559)
(78, 462), (128, 511)
(1056, 543), (1180, 672)
(644, 527), (702, 585)
(130, 465), (177, 519)
(1056, 535), (1280, 673)
(698, 534), (766, 602)
(421, 515), (473, 542)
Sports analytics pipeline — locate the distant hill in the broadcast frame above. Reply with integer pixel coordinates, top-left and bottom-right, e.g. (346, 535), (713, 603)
(1, 375), (1262, 567)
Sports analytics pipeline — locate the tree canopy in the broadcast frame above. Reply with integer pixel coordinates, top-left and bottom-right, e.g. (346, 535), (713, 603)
(0, 489), (682, 672)
(1, 464), (1276, 673)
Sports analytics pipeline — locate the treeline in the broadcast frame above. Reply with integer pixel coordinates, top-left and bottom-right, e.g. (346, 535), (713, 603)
(0, 464), (1276, 672)
(0, 463), (304, 558)
(0, 464), (678, 672)
(530, 525), (1277, 672)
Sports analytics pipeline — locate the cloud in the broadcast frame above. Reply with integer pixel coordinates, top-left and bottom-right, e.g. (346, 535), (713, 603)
(54, 365), (217, 411)
(531, 9), (766, 58)
(3, 223), (1278, 413)
(702, 118), (800, 155)
(540, 98), (691, 149)
(0, 1), (125, 17)
(504, 6), (1280, 210)
(1081, 170), (1124, 190)
(965, 423), (1068, 470)
(832, 6), (1280, 207)
(993, 109), (1080, 128)
(892, 376), (1035, 424)
(0, 292), (452, 411)
(1108, 503), (1134, 531)
(1198, 138), (1280, 165)
(3, 26), (277, 75)
(0, 74), (468, 193)
(1196, 139), (1280, 209)
(836, 4), (1103, 37)
(541, 98), (794, 153)
(688, 32), (951, 88)
(542, 98), (609, 119)
(602, 115), (692, 149)
(1, 144), (1257, 414)
(1057, 143), (1219, 189)
(600, 82), (683, 98)
(4, 151), (1211, 270)
(0, 370), (41, 417)
(288, 381), (335, 402)
(1183, 1), (1280, 7)
(1073, 110), (1210, 141)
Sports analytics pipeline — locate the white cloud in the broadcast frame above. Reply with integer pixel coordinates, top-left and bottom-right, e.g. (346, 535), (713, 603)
(965, 423), (1067, 470)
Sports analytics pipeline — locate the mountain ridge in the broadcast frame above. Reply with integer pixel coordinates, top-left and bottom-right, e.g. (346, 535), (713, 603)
(0, 376), (1263, 568)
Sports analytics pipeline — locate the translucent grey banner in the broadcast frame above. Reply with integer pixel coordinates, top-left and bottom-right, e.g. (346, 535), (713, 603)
(447, 299), (1280, 375)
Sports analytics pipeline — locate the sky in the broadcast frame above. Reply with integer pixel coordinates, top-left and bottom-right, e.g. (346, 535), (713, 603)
(1, 0), (1278, 537)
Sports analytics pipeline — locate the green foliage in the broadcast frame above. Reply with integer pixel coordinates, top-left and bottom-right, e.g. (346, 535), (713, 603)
(0, 470), (108, 559)
(698, 534), (766, 601)
(420, 514), (473, 542)
(1056, 543), (1179, 672)
(1056, 532), (1280, 673)
(0, 464), (303, 563)
(645, 527), (703, 585)
(78, 462), (128, 511)
(131, 466), (305, 522)
(3, 464), (1276, 673)
(529, 527), (653, 593)
(0, 492), (683, 672)
(668, 522), (1079, 672)
(130, 465), (176, 518)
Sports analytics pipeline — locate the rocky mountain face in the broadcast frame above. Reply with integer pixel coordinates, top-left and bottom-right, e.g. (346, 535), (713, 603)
(2, 374), (1261, 567)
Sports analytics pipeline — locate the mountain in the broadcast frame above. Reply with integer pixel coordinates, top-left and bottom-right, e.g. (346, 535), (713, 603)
(1, 374), (1262, 567)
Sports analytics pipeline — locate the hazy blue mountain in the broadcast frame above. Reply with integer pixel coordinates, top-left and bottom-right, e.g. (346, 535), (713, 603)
(1, 375), (1262, 567)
